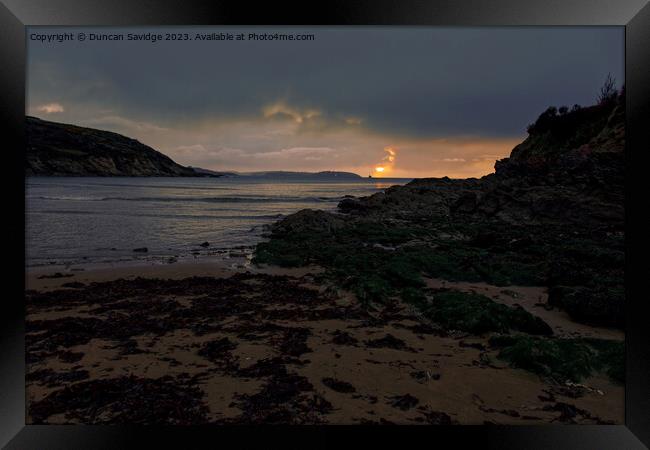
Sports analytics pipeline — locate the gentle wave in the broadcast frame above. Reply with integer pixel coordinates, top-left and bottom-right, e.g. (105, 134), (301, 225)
(30, 210), (284, 221)
(27, 182), (237, 191)
(33, 195), (102, 201)
(33, 195), (344, 203)
(26, 177), (407, 267)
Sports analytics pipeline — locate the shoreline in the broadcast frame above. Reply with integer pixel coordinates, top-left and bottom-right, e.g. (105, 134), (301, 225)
(26, 258), (623, 425)
(26, 258), (624, 342)
(26, 255), (324, 291)
(26, 175), (409, 273)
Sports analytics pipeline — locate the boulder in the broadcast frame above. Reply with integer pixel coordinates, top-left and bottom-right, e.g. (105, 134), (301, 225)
(272, 209), (345, 235)
(338, 198), (368, 214)
(451, 192), (477, 213)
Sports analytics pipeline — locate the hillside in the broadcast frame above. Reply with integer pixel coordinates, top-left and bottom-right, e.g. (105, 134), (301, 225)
(26, 116), (198, 177)
(188, 168), (364, 179)
(240, 171), (362, 179)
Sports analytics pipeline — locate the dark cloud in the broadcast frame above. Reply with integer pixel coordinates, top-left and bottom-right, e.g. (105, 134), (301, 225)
(28, 26), (623, 138)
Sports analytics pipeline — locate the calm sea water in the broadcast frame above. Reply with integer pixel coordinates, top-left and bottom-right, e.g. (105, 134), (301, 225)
(26, 177), (410, 267)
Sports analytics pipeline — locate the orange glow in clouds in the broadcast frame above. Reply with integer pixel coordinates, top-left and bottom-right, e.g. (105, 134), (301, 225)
(373, 146), (397, 176)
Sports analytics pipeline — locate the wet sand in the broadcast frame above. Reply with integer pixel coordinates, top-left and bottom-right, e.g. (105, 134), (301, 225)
(26, 261), (624, 425)
(26, 257), (322, 291)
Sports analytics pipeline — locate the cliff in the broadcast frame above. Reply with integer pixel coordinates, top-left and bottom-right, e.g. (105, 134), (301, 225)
(26, 116), (198, 177)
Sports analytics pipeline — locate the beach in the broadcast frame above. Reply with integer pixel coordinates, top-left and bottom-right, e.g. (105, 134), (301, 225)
(26, 259), (623, 425)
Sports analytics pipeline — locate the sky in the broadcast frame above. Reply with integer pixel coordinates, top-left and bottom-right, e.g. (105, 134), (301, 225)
(27, 27), (624, 178)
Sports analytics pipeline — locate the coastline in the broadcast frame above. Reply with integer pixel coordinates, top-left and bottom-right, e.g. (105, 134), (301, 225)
(24, 94), (626, 424)
(25, 257), (322, 291)
(26, 176), (409, 269)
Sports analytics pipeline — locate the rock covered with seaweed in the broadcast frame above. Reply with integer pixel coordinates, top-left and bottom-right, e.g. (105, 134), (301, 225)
(255, 91), (625, 328)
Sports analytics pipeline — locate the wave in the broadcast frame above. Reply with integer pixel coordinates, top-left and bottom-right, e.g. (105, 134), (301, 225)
(32, 195), (104, 201)
(33, 195), (344, 204)
(27, 181), (237, 191)
(29, 209), (285, 221)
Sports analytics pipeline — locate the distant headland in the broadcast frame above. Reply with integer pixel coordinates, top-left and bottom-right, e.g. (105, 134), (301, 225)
(26, 116), (366, 179)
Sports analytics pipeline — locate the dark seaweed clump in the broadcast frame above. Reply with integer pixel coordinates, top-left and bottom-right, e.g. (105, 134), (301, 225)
(322, 377), (356, 393)
(389, 394), (419, 411)
(26, 273), (354, 425)
(404, 289), (553, 336)
(30, 375), (210, 424)
(489, 335), (624, 383)
(364, 334), (413, 351)
(254, 220), (623, 328)
(232, 371), (332, 424)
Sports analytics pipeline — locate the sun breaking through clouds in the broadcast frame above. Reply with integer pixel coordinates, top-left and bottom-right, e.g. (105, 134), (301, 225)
(27, 27), (624, 178)
(373, 146), (397, 177)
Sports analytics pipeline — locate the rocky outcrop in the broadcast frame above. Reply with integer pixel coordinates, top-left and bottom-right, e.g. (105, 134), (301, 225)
(270, 209), (346, 236)
(26, 116), (198, 177)
(339, 93), (625, 229)
(259, 93), (625, 327)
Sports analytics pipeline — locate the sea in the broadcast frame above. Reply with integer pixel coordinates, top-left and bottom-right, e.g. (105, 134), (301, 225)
(26, 176), (411, 268)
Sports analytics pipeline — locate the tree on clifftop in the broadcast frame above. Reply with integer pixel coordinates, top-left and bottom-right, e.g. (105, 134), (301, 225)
(597, 73), (617, 104)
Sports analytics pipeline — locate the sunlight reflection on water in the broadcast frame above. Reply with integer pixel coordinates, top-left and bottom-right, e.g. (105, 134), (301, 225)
(26, 176), (411, 266)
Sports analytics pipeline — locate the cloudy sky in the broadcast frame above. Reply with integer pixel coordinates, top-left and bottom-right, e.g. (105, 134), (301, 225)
(27, 27), (623, 178)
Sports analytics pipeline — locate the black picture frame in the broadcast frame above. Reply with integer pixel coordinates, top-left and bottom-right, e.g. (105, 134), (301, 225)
(1, 1), (648, 448)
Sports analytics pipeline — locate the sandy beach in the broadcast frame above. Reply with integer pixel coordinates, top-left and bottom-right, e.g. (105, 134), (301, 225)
(26, 260), (624, 425)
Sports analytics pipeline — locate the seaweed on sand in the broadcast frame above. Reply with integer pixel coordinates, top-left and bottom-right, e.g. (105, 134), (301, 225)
(231, 373), (332, 424)
(30, 375), (210, 424)
(489, 335), (624, 383)
(404, 289), (553, 336)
